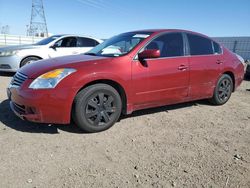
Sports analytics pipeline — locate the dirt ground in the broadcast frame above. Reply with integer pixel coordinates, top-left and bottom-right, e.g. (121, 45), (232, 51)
(0, 72), (249, 188)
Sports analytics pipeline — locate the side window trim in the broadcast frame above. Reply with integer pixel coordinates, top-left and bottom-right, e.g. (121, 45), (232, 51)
(77, 37), (99, 47)
(212, 41), (215, 54)
(185, 33), (220, 57)
(212, 41), (223, 55)
(54, 37), (77, 48)
(133, 32), (185, 60)
(182, 33), (190, 56)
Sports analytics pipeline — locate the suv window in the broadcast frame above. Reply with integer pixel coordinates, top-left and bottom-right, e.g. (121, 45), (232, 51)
(54, 37), (77, 47)
(213, 41), (222, 54)
(187, 34), (213, 55)
(77, 37), (99, 47)
(145, 33), (184, 57)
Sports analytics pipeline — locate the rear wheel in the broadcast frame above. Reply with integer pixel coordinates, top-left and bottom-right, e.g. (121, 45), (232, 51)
(73, 84), (122, 133)
(209, 74), (233, 105)
(20, 57), (40, 67)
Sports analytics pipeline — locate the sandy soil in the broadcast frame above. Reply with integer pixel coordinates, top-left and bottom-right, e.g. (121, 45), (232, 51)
(0, 72), (249, 188)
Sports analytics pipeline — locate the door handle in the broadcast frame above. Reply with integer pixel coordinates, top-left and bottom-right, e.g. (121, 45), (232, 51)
(178, 65), (188, 71)
(216, 60), (224, 64)
(72, 51), (78, 54)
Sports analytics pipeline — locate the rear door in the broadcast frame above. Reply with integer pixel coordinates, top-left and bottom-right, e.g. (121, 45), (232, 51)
(186, 33), (224, 98)
(132, 33), (189, 108)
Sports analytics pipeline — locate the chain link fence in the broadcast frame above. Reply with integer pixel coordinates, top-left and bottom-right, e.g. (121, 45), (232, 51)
(214, 37), (250, 61)
(1, 34), (250, 61)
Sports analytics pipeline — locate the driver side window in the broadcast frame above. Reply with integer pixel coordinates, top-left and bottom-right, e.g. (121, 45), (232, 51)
(54, 37), (77, 48)
(145, 33), (184, 58)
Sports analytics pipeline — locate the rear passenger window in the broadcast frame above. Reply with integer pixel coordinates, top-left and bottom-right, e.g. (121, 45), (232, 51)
(145, 33), (184, 57)
(213, 42), (222, 54)
(77, 37), (99, 47)
(187, 34), (213, 55)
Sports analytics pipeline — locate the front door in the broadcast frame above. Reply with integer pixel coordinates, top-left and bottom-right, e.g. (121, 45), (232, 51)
(132, 33), (189, 109)
(48, 37), (78, 58)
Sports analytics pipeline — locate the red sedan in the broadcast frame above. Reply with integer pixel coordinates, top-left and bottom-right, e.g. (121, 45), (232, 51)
(7, 29), (245, 132)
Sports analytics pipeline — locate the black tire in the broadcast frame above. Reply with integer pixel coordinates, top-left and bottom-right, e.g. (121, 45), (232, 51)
(72, 84), (122, 133)
(209, 74), (233, 105)
(20, 57), (40, 67)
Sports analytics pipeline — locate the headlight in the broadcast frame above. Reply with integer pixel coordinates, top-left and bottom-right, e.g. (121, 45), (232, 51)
(29, 68), (76, 89)
(0, 50), (19, 57)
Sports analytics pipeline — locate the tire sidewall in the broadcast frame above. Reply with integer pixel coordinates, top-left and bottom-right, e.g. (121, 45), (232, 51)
(214, 74), (233, 105)
(21, 57), (39, 67)
(73, 84), (122, 133)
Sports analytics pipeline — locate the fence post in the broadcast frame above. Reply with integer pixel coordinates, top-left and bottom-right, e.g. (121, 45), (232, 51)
(233, 41), (238, 53)
(4, 35), (6, 45)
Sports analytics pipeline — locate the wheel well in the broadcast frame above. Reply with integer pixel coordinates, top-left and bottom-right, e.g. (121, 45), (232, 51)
(223, 71), (235, 92)
(20, 56), (43, 67)
(77, 79), (127, 114)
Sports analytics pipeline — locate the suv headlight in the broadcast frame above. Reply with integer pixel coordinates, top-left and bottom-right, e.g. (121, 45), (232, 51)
(0, 50), (19, 57)
(29, 68), (76, 89)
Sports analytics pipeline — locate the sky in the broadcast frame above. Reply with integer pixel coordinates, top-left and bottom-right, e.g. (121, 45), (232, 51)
(0, 0), (250, 39)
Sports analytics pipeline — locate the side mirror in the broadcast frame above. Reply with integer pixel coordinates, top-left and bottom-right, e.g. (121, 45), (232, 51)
(50, 44), (58, 50)
(138, 49), (160, 60)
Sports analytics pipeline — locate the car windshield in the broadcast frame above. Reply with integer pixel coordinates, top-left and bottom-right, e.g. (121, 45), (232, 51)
(86, 32), (153, 57)
(35, 35), (63, 45)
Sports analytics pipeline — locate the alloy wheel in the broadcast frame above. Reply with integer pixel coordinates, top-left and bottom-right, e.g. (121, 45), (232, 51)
(218, 78), (232, 102)
(85, 92), (116, 126)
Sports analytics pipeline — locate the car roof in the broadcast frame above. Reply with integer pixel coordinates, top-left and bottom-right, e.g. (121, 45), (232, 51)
(130, 29), (210, 38)
(51, 34), (103, 42)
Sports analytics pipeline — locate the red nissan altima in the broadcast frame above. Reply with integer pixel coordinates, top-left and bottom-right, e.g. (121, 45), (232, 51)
(7, 29), (245, 132)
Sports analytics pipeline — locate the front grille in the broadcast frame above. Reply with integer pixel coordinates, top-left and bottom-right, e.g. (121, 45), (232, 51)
(12, 102), (25, 114)
(10, 72), (28, 88)
(0, 64), (11, 69)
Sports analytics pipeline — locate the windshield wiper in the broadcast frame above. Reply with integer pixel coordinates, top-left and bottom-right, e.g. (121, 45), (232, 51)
(84, 52), (97, 56)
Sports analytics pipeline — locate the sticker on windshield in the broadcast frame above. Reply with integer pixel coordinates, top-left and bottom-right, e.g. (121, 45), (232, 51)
(133, 34), (150, 38)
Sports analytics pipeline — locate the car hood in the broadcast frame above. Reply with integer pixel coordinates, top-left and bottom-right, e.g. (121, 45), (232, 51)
(19, 55), (112, 79)
(0, 44), (42, 51)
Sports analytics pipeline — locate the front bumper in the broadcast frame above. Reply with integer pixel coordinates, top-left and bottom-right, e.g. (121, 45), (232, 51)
(8, 80), (77, 124)
(0, 55), (21, 72)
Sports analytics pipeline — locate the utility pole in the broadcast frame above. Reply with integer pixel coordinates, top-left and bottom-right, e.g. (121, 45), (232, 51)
(28, 0), (48, 37)
(1, 25), (10, 34)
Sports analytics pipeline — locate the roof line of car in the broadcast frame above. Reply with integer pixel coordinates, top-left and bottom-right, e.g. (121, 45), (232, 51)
(53, 34), (103, 41)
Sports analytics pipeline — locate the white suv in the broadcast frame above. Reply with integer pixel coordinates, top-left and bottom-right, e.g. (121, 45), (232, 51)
(0, 35), (103, 72)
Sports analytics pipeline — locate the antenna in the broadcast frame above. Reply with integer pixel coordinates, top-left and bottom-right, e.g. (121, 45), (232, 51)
(29, 0), (48, 37)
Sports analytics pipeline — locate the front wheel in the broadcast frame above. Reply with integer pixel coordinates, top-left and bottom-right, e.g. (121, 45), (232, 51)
(209, 74), (233, 105)
(72, 84), (122, 133)
(20, 57), (40, 67)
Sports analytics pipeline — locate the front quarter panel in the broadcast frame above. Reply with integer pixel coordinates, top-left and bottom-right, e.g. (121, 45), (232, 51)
(68, 57), (132, 97)
(54, 57), (133, 120)
(17, 47), (49, 60)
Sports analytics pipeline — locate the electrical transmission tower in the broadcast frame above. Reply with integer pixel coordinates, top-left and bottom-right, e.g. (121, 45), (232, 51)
(1, 25), (10, 34)
(28, 0), (48, 37)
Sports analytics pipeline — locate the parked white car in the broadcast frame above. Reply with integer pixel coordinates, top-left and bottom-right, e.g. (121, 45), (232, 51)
(0, 35), (103, 72)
